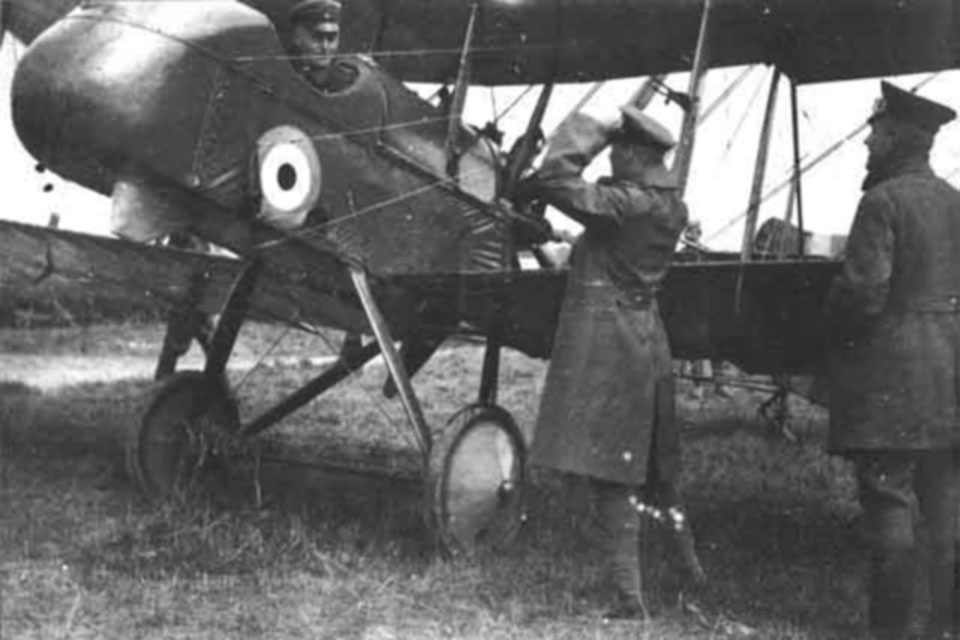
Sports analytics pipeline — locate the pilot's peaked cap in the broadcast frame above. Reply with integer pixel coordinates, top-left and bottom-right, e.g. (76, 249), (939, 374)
(618, 104), (676, 151)
(290, 0), (341, 23)
(870, 81), (956, 134)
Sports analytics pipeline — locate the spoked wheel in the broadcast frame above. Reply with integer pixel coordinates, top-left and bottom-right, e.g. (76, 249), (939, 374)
(428, 404), (527, 554)
(126, 371), (239, 499)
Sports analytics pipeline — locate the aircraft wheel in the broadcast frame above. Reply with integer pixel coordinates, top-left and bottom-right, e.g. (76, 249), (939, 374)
(126, 371), (239, 498)
(427, 404), (527, 554)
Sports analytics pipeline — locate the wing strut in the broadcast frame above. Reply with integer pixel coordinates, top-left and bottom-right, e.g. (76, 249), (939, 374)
(445, 1), (480, 179)
(673, 0), (716, 193)
(504, 82), (554, 196)
(350, 267), (432, 466)
(739, 67), (782, 264)
(788, 77), (806, 257)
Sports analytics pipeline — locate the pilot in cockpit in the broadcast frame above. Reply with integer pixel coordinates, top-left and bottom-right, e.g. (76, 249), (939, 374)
(287, 0), (358, 93)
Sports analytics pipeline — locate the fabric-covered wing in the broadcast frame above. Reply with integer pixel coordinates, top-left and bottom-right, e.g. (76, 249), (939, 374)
(402, 257), (840, 374)
(0, 220), (840, 375)
(0, 220), (365, 331)
(331, 0), (960, 85)
(7, 0), (958, 86)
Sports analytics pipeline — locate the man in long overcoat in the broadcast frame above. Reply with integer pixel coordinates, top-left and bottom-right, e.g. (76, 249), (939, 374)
(525, 105), (702, 619)
(827, 81), (960, 640)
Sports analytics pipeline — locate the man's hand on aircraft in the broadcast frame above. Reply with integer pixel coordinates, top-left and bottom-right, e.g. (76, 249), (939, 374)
(497, 197), (553, 246)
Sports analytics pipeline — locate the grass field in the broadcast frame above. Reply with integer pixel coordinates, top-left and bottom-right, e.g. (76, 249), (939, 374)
(0, 323), (878, 639)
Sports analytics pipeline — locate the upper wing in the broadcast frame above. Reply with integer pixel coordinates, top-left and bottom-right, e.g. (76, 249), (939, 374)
(334, 0), (958, 86)
(12, 0), (955, 85)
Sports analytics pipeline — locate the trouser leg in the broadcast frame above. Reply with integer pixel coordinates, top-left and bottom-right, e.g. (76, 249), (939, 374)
(592, 479), (645, 618)
(646, 379), (706, 589)
(916, 450), (960, 638)
(854, 452), (919, 640)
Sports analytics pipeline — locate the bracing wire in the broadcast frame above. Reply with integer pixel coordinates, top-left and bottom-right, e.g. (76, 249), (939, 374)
(699, 65), (756, 126)
(233, 322), (296, 392)
(494, 85), (535, 124)
(705, 72), (947, 243)
(254, 164), (494, 251)
(717, 68), (767, 162)
(234, 43), (555, 63)
(302, 323), (418, 452)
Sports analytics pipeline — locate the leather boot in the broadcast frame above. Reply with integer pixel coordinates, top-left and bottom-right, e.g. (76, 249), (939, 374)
(662, 506), (707, 589)
(594, 482), (647, 621)
(924, 548), (959, 640)
(869, 549), (917, 640)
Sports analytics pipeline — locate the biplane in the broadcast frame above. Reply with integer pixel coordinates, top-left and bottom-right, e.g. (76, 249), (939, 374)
(1, 0), (958, 553)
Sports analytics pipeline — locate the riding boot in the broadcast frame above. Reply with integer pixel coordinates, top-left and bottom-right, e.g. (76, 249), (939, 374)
(869, 548), (917, 640)
(594, 481), (646, 620)
(662, 506), (707, 589)
(924, 547), (959, 639)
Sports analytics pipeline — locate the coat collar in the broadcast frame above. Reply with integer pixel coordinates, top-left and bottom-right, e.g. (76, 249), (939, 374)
(862, 153), (934, 191)
(603, 164), (678, 190)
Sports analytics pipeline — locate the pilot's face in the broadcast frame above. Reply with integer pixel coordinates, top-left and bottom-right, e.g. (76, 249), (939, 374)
(292, 20), (340, 68)
(865, 117), (897, 171)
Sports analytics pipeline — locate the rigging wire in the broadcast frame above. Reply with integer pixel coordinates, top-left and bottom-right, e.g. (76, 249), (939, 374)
(717, 67), (767, 163)
(233, 322), (295, 392)
(699, 65), (756, 126)
(302, 323), (418, 452)
(234, 43), (555, 62)
(705, 71), (946, 243)
(493, 85), (535, 123)
(255, 164), (493, 250)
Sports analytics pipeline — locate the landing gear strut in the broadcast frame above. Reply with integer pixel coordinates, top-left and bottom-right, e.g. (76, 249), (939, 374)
(127, 261), (528, 554)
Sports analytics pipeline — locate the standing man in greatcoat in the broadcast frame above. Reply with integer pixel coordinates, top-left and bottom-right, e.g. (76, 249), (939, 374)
(524, 104), (704, 619)
(827, 81), (960, 640)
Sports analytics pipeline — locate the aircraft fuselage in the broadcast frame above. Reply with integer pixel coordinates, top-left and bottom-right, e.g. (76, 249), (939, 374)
(12, 2), (511, 277)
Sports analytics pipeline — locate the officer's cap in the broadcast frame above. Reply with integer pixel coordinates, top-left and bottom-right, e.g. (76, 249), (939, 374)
(869, 81), (956, 134)
(618, 104), (676, 151)
(290, 0), (341, 24)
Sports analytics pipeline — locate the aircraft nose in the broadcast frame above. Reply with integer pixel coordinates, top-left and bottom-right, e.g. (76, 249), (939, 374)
(12, 2), (276, 237)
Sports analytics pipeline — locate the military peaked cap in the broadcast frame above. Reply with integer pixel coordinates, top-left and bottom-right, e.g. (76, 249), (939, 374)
(290, 0), (341, 23)
(618, 104), (676, 150)
(870, 80), (956, 133)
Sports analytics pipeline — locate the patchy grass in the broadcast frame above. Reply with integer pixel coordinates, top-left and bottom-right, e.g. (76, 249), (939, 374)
(0, 325), (873, 639)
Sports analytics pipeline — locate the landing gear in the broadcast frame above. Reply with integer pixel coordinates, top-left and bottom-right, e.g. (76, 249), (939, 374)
(126, 371), (239, 497)
(429, 404), (527, 553)
(759, 374), (797, 442)
(129, 260), (529, 555)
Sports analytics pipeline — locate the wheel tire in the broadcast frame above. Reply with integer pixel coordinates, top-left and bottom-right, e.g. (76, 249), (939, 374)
(126, 371), (239, 499)
(427, 404), (527, 555)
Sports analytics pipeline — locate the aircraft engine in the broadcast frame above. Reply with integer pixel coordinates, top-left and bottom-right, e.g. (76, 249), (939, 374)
(10, 2), (279, 241)
(255, 126), (322, 231)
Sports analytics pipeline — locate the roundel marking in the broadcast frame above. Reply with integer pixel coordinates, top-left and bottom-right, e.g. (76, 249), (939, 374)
(256, 125), (321, 229)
